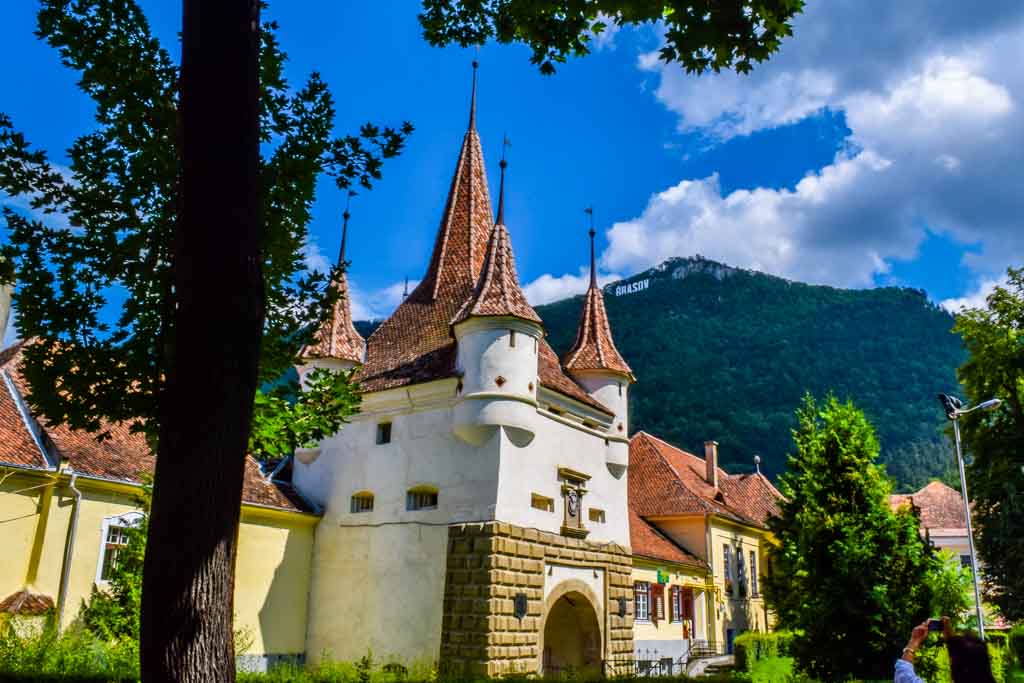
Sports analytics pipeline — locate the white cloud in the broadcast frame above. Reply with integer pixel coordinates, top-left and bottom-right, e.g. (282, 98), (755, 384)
(617, 3), (1024, 297)
(941, 275), (1008, 313)
(588, 13), (622, 51)
(349, 279), (418, 321)
(301, 238), (331, 274)
(522, 268), (623, 306)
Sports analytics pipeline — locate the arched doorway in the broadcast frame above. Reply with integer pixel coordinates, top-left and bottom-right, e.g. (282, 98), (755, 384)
(541, 591), (602, 675)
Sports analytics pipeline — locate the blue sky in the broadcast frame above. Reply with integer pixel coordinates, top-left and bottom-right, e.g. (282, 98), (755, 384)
(2, 1), (1022, 329)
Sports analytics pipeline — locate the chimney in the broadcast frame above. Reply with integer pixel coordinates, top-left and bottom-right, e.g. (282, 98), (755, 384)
(0, 283), (11, 348)
(704, 440), (719, 488)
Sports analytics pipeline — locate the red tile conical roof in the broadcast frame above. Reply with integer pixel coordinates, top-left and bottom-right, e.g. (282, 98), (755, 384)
(357, 68), (494, 393)
(301, 209), (365, 364)
(562, 227), (633, 379)
(452, 160), (541, 326)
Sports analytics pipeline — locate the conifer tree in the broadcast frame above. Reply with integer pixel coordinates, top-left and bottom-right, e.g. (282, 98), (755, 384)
(764, 395), (938, 681)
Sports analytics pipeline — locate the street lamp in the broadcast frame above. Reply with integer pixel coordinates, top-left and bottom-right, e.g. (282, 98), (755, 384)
(937, 393), (1002, 639)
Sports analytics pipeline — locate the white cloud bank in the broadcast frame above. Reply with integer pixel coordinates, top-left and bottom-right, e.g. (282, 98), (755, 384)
(599, 2), (1024, 297)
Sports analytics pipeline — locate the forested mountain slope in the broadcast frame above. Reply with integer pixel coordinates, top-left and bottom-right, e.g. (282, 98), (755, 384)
(357, 256), (965, 489)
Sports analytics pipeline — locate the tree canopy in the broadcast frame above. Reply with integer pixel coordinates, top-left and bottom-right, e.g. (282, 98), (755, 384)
(764, 395), (939, 681)
(953, 267), (1024, 620)
(420, 0), (805, 75)
(0, 1), (410, 458)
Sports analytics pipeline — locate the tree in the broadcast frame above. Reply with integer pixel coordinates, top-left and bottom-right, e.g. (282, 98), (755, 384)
(953, 267), (1024, 620)
(1, 2), (409, 679)
(764, 395), (939, 681)
(420, 0), (805, 75)
(3, 1), (804, 680)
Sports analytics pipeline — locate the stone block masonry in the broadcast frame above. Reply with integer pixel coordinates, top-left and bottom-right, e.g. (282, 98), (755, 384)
(440, 522), (634, 677)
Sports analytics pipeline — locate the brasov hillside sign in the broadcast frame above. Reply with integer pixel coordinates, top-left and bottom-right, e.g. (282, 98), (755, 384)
(614, 279), (650, 296)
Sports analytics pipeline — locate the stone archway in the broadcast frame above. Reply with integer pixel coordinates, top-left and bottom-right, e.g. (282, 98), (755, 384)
(538, 580), (603, 676)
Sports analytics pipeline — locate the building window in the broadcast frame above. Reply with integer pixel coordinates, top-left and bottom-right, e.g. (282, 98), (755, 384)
(376, 422), (392, 445)
(670, 586), (682, 622)
(723, 544), (734, 595)
(96, 512), (143, 584)
(350, 492), (374, 513)
(750, 550), (759, 597)
(509, 329), (516, 347)
(960, 554), (972, 568)
(634, 582), (650, 621)
(737, 546), (747, 598)
(406, 487), (438, 511)
(618, 382), (623, 397)
(531, 493), (554, 512)
(588, 508), (606, 523)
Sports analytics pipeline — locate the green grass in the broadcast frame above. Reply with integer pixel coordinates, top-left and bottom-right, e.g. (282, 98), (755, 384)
(748, 656), (794, 683)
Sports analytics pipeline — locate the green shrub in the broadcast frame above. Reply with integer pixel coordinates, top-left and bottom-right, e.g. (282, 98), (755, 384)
(1009, 625), (1024, 668)
(733, 631), (794, 672)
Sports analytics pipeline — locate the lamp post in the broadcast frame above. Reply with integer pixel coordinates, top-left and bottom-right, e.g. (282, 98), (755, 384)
(938, 394), (1002, 639)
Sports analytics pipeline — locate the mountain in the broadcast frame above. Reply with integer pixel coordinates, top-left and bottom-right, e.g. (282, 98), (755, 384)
(357, 256), (966, 490)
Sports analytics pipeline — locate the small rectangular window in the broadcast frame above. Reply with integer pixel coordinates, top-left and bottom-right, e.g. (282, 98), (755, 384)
(100, 525), (131, 581)
(634, 582), (650, 621)
(588, 508), (605, 523)
(531, 493), (554, 512)
(509, 329), (516, 347)
(960, 554), (972, 568)
(407, 490), (438, 511)
(750, 550), (759, 597)
(723, 544), (734, 596)
(376, 422), (392, 445)
(351, 494), (374, 513)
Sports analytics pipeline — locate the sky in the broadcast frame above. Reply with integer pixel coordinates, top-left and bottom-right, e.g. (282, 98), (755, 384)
(2, 1), (1022, 341)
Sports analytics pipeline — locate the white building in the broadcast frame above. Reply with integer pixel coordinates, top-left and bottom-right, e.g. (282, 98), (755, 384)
(292, 64), (637, 677)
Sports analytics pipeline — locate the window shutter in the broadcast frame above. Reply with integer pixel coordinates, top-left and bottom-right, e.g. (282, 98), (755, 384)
(670, 586), (677, 621)
(652, 584), (664, 623)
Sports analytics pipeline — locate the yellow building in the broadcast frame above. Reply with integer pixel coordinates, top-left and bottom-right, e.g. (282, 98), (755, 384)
(629, 432), (782, 660)
(0, 343), (319, 672)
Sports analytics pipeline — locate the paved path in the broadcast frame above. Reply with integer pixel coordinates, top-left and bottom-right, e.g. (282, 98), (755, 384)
(685, 654), (734, 677)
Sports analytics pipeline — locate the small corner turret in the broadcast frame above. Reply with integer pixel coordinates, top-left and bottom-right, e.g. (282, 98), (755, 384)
(297, 192), (367, 385)
(451, 148), (544, 448)
(562, 210), (634, 476)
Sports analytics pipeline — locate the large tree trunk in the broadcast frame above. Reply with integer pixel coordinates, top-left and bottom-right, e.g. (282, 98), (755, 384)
(140, 1), (262, 681)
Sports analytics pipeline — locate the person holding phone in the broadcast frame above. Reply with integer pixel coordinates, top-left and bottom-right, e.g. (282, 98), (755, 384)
(896, 616), (997, 683)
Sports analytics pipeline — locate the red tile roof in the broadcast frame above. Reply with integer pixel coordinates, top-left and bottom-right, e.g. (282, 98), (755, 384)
(563, 285), (633, 380)
(629, 508), (706, 569)
(301, 255), (365, 364)
(356, 125), (492, 394)
(0, 590), (54, 615)
(452, 221), (541, 325)
(355, 107), (613, 415)
(0, 342), (49, 469)
(0, 344), (313, 514)
(629, 431), (782, 528)
(890, 480), (966, 530)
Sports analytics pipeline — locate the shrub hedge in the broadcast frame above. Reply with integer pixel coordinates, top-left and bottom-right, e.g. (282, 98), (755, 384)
(733, 630), (795, 672)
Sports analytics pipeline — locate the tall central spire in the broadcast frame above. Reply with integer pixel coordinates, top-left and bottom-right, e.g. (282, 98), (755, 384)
(414, 60), (494, 302)
(469, 59), (478, 129)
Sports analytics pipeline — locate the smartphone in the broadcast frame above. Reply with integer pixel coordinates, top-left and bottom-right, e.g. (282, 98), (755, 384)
(928, 619), (944, 632)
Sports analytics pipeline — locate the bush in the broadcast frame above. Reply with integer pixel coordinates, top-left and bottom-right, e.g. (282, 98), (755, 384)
(0, 616), (137, 681)
(733, 630), (795, 672)
(1010, 625), (1024, 668)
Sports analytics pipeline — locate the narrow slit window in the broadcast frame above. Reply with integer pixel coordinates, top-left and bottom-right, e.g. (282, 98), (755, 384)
(376, 422), (392, 445)
(509, 329), (516, 347)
